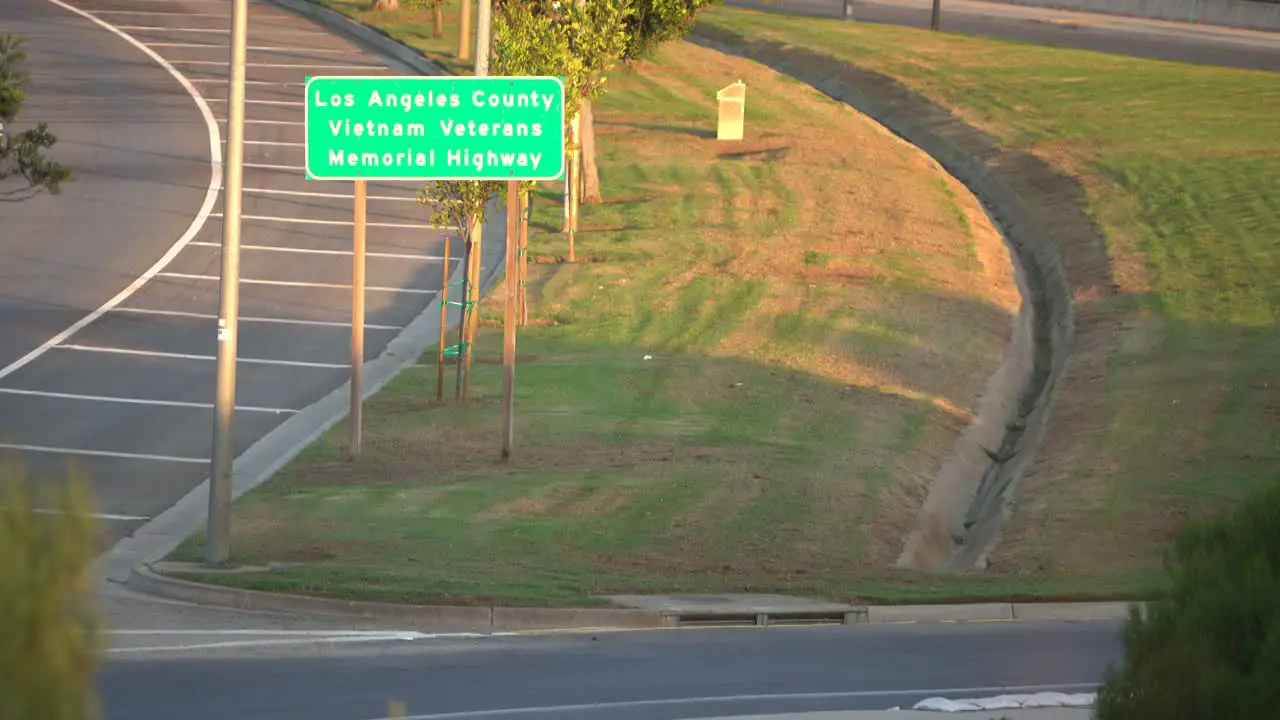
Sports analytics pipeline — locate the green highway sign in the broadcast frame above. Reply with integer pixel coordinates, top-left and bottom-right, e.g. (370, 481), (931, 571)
(304, 75), (566, 181)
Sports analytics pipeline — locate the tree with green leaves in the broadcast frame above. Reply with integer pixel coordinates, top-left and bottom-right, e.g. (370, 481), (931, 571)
(578, 0), (723, 205)
(419, 179), (502, 400)
(1, 34), (71, 202)
(1094, 478), (1280, 720)
(419, 0), (632, 387)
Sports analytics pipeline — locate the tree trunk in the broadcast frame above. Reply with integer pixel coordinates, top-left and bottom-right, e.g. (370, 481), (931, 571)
(931, 0), (941, 31)
(461, 213), (482, 401)
(518, 188), (529, 326)
(458, 0), (473, 61)
(371, 0), (398, 9)
(566, 113), (580, 262)
(580, 100), (602, 205)
(432, 4), (444, 37)
(561, 116), (574, 233)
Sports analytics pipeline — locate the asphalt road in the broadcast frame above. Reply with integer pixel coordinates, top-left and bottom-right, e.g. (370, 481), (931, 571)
(1, 0), (452, 548)
(99, 620), (1123, 720)
(0, 0), (208, 379)
(728, 0), (1280, 71)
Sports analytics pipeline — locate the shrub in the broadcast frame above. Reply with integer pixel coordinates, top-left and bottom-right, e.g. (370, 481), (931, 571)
(1094, 479), (1280, 720)
(0, 461), (103, 720)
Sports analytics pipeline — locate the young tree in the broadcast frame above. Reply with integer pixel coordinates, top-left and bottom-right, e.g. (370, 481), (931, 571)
(578, 0), (723, 205)
(420, 179), (502, 400)
(1, 35), (70, 202)
(492, 0), (631, 261)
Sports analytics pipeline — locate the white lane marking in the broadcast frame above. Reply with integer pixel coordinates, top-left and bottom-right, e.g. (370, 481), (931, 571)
(236, 186), (419, 202)
(46, 509), (153, 521)
(207, 98), (305, 107)
(53, 344), (349, 370)
(105, 630), (490, 655)
(244, 162), (303, 170)
(241, 139), (305, 147)
(107, 635), (439, 655)
(188, 240), (445, 262)
(9, 1), (221, 383)
(220, 119), (303, 126)
(158, 272), (439, 295)
(365, 684), (1103, 720)
(171, 60), (384, 69)
(114, 26), (330, 36)
(146, 42), (349, 51)
(89, 10), (229, 16)
(208, 212), (442, 230)
(111, 307), (403, 331)
(110, 630), (488, 637)
(0, 388), (296, 414)
(190, 79), (304, 87)
(0, 443), (206, 464)
(0, 507), (153, 522)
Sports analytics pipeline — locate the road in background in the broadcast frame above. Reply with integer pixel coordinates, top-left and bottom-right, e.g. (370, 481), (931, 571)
(99, 620), (1123, 720)
(727, 0), (1280, 71)
(1, 0), (453, 548)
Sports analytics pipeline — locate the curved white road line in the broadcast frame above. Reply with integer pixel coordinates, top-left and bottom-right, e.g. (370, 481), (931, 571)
(362, 683), (1102, 720)
(0, 0), (223, 382)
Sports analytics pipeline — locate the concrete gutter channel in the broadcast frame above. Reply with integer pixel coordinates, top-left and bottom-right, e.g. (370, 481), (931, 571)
(107, 0), (1139, 634)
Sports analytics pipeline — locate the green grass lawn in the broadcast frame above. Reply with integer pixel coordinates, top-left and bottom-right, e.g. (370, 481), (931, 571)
(162, 5), (1050, 606)
(695, 8), (1280, 582)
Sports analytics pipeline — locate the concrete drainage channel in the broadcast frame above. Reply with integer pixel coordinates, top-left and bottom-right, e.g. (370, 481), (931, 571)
(688, 27), (1078, 577)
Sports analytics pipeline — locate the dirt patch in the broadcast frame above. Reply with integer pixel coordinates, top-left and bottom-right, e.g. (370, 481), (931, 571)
(479, 482), (581, 520)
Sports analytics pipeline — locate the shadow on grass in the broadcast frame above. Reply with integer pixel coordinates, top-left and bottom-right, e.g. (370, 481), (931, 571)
(147, 265), (1104, 608)
(596, 120), (718, 140)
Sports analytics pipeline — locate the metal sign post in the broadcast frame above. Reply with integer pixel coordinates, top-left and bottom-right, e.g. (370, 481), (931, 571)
(206, 0), (249, 566)
(501, 180), (519, 460)
(350, 179), (367, 459)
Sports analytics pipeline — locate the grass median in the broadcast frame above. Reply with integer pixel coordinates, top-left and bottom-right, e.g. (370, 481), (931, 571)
(696, 8), (1280, 589)
(161, 3), (1050, 606)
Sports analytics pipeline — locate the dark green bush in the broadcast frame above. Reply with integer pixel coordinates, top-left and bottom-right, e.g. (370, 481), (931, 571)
(0, 461), (103, 720)
(1095, 479), (1280, 720)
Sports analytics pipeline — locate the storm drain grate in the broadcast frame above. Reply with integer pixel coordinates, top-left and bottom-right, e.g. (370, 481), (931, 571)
(667, 612), (854, 628)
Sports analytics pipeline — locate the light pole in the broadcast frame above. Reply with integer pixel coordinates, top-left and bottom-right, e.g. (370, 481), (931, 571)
(207, 0), (248, 566)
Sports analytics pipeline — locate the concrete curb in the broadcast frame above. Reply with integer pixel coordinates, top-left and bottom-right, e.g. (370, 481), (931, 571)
(96, 0), (509, 585)
(266, 0), (447, 77)
(127, 564), (668, 632)
(125, 563), (1140, 630)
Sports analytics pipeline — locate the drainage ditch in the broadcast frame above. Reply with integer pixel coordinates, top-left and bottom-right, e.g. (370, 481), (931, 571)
(689, 27), (1077, 573)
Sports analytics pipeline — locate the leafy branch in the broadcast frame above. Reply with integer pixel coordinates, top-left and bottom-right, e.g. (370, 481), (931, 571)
(0, 34), (70, 202)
